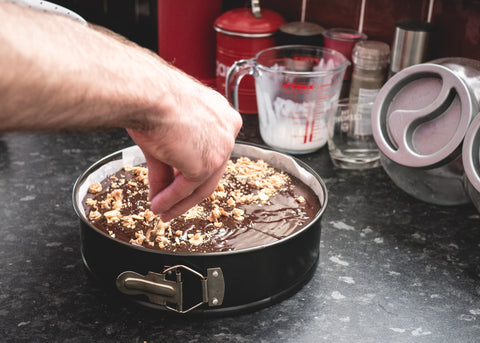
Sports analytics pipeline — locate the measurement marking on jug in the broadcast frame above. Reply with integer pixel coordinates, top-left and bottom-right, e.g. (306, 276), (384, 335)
(304, 119), (315, 143)
(283, 82), (333, 90)
(283, 83), (314, 90)
(293, 56), (320, 63)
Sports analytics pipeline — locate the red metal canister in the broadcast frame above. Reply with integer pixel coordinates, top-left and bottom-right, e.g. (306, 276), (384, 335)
(157, 0), (222, 88)
(214, 6), (285, 114)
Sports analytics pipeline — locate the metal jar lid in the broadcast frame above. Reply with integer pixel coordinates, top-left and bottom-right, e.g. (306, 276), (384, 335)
(352, 40), (390, 70)
(372, 63), (478, 168)
(323, 28), (367, 42)
(279, 21), (324, 36)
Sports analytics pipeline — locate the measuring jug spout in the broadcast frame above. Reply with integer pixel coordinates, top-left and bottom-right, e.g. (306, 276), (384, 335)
(226, 59), (255, 111)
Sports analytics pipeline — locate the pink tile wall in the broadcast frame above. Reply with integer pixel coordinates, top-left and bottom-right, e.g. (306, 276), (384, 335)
(54, 0), (480, 61)
(259, 0), (480, 60)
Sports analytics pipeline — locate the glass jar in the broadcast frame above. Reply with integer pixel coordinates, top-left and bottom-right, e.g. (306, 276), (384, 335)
(349, 40), (391, 104)
(348, 40), (390, 136)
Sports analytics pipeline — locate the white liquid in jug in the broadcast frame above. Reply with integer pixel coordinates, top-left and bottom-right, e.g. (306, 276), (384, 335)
(256, 91), (332, 154)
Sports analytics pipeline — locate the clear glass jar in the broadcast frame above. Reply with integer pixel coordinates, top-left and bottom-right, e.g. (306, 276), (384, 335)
(348, 40), (390, 135)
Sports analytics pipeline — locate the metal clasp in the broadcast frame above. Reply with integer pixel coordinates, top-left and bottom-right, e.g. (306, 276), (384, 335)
(116, 265), (225, 314)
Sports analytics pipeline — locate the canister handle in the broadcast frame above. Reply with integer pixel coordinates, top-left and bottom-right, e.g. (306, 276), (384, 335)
(251, 0), (262, 18)
(225, 59), (255, 111)
(116, 265), (225, 314)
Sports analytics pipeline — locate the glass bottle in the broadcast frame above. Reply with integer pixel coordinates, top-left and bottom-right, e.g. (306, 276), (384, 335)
(349, 40), (390, 135)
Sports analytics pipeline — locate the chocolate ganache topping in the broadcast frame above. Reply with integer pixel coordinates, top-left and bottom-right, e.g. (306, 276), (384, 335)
(83, 157), (321, 253)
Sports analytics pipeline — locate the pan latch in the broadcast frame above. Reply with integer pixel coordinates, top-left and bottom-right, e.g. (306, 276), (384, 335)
(116, 265), (225, 314)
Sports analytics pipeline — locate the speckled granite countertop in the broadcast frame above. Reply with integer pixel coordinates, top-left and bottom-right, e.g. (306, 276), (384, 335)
(1, 115), (480, 342)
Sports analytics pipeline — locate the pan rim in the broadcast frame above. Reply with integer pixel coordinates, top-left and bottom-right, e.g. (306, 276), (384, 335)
(72, 141), (328, 257)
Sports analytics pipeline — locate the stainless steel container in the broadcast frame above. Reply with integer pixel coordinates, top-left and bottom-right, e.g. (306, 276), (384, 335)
(390, 20), (433, 76)
(463, 112), (480, 212)
(372, 58), (480, 205)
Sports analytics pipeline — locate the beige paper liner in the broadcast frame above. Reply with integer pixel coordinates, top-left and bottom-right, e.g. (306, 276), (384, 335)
(76, 144), (326, 219)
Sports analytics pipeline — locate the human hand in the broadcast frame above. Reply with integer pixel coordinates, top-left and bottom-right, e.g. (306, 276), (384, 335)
(127, 75), (242, 222)
(0, 1), (239, 216)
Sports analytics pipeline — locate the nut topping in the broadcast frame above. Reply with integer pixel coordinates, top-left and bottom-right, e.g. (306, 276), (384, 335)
(88, 183), (102, 194)
(83, 156), (316, 253)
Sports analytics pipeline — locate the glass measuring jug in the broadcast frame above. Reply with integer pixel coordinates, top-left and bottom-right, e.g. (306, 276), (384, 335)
(226, 45), (349, 154)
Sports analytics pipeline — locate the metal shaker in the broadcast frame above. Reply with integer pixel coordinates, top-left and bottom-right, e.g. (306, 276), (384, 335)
(390, 20), (433, 77)
(372, 58), (480, 205)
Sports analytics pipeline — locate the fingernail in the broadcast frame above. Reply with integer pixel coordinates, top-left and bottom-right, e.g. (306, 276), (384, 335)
(159, 212), (171, 222)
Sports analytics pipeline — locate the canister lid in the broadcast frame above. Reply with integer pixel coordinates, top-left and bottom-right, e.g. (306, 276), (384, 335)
(279, 21), (324, 36)
(372, 63), (478, 168)
(395, 19), (434, 33)
(352, 41), (390, 69)
(214, 8), (285, 36)
(463, 113), (480, 192)
(322, 28), (367, 42)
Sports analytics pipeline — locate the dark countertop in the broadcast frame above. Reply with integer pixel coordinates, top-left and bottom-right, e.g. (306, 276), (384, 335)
(1, 115), (480, 343)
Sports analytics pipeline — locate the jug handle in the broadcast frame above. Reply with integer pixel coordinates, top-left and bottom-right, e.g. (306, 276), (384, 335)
(225, 59), (254, 111)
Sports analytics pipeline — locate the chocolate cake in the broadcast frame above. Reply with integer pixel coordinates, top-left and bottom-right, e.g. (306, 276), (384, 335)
(82, 157), (321, 253)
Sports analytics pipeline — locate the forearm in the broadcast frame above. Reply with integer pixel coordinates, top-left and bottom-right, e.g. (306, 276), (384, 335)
(0, 2), (175, 132)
